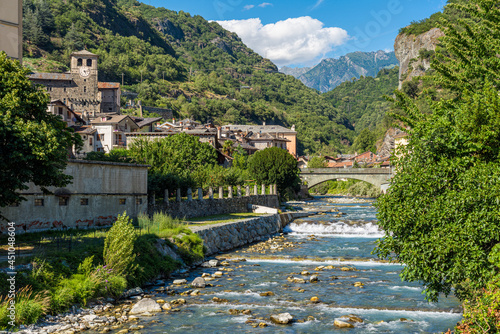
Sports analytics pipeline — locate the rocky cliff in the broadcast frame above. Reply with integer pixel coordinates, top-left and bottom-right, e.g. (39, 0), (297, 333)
(377, 127), (407, 157)
(394, 28), (444, 89)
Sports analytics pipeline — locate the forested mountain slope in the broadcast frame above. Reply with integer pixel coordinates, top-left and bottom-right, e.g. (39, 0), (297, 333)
(23, 0), (354, 155)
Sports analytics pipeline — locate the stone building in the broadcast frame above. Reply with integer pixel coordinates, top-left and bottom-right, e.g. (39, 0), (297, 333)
(1, 160), (148, 233)
(29, 50), (121, 120)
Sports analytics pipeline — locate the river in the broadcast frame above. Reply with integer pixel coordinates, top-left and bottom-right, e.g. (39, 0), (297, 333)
(112, 196), (463, 333)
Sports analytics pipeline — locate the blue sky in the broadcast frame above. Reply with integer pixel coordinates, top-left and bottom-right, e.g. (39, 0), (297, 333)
(148, 0), (447, 67)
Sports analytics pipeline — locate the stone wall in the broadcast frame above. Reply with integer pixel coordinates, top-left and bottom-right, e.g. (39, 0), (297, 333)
(149, 195), (279, 219)
(1, 160), (149, 233)
(192, 212), (312, 256)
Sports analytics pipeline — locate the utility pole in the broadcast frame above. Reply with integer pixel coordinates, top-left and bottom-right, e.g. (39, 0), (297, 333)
(121, 73), (124, 86)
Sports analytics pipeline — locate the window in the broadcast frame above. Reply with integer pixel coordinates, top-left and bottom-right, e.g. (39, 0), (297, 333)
(34, 199), (44, 206)
(59, 197), (68, 206)
(89, 137), (93, 145)
(77, 58), (82, 66)
(58, 107), (63, 115)
(136, 198), (142, 205)
(80, 198), (89, 206)
(87, 59), (92, 66)
(119, 198), (126, 205)
(84, 86), (87, 93)
(63, 88), (66, 92)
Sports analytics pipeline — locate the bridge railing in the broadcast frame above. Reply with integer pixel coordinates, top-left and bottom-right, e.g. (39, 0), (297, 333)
(300, 168), (392, 174)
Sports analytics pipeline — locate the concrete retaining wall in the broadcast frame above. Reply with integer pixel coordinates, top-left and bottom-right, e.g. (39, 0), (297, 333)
(149, 195), (279, 219)
(192, 212), (311, 256)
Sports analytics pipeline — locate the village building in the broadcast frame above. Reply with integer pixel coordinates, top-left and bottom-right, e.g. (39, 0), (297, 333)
(223, 124), (297, 157)
(29, 50), (121, 121)
(47, 100), (84, 127)
(90, 115), (140, 153)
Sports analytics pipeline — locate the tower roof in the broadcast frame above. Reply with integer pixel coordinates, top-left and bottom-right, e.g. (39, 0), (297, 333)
(71, 50), (99, 58)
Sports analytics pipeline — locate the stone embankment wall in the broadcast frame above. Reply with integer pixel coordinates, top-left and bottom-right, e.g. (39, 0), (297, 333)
(150, 195), (279, 219)
(192, 212), (311, 256)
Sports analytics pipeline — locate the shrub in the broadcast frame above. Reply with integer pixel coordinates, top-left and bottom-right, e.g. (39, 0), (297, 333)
(92, 265), (127, 299)
(104, 212), (137, 278)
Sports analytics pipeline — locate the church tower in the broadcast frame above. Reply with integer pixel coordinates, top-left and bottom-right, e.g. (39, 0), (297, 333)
(70, 50), (100, 118)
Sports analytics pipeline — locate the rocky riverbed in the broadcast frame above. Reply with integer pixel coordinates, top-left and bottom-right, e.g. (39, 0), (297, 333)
(16, 197), (463, 334)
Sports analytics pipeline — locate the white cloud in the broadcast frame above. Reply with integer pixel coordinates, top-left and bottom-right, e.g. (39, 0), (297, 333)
(243, 4), (255, 10)
(311, 0), (324, 10)
(215, 16), (349, 66)
(258, 2), (273, 8)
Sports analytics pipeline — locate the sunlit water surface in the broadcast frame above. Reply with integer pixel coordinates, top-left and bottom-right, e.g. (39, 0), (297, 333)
(101, 197), (463, 333)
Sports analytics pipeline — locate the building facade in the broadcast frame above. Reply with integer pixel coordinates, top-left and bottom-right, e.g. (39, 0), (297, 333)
(1, 160), (148, 233)
(29, 50), (121, 120)
(0, 0), (22, 63)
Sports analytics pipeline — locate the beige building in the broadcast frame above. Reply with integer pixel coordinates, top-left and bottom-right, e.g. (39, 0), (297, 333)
(224, 124), (297, 157)
(0, 0), (22, 64)
(1, 160), (148, 233)
(29, 50), (121, 120)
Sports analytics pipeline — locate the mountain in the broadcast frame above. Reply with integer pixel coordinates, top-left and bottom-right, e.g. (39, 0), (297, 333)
(21, 0), (354, 155)
(279, 51), (399, 93)
(279, 66), (311, 77)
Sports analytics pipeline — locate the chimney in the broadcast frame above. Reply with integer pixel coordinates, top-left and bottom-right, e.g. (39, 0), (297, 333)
(172, 118), (176, 124)
(291, 124), (295, 131)
(217, 126), (221, 139)
(263, 121), (266, 126)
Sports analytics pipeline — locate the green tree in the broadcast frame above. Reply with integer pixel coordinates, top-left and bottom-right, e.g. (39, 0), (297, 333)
(375, 0), (500, 302)
(0, 52), (80, 210)
(103, 212), (137, 278)
(307, 156), (327, 168)
(248, 147), (300, 193)
(352, 128), (377, 153)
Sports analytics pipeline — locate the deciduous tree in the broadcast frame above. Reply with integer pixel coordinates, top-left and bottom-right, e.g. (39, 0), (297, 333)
(0, 52), (80, 211)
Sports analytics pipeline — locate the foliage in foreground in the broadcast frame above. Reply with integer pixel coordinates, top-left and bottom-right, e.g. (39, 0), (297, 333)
(0, 212), (203, 327)
(0, 52), (81, 210)
(104, 213), (137, 278)
(375, 0), (500, 302)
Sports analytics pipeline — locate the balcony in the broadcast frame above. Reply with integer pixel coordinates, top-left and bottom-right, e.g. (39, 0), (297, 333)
(113, 141), (126, 148)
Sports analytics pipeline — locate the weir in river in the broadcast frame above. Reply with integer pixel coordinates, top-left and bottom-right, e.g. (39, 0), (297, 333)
(104, 196), (463, 333)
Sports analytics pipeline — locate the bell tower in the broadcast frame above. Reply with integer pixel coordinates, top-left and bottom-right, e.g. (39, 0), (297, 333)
(69, 50), (100, 118)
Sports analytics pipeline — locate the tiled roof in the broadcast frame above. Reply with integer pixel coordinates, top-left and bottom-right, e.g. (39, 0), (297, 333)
(29, 73), (73, 81)
(72, 125), (96, 135)
(71, 50), (98, 57)
(225, 124), (296, 134)
(133, 117), (163, 128)
(98, 82), (120, 89)
(91, 115), (138, 127)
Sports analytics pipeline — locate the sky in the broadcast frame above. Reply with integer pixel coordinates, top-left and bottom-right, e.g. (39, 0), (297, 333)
(147, 0), (447, 68)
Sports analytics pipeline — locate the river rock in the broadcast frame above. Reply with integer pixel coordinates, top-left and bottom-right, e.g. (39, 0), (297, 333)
(82, 314), (98, 322)
(123, 287), (143, 298)
(301, 270), (310, 276)
(213, 271), (223, 277)
(259, 291), (275, 296)
(162, 302), (172, 311)
(334, 319), (355, 328)
(202, 259), (220, 267)
(270, 313), (294, 324)
(129, 298), (161, 315)
(191, 277), (206, 288)
(173, 279), (187, 285)
(310, 275), (319, 283)
(310, 296), (320, 303)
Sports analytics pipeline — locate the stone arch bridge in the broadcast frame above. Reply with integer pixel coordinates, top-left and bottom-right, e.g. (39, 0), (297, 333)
(299, 168), (392, 192)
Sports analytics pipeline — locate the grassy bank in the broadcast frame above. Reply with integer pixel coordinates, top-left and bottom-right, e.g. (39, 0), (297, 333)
(0, 212), (204, 329)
